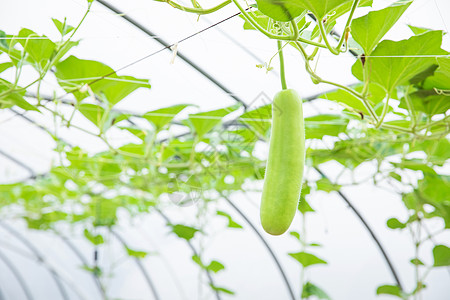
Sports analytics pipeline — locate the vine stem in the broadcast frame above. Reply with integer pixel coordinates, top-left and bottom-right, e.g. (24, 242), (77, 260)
(317, 0), (360, 54)
(155, 0), (231, 14)
(290, 20), (299, 41)
(419, 228), (446, 244)
(307, 35), (322, 61)
(376, 93), (391, 128)
(221, 193), (297, 300)
(38, 105), (100, 137)
(336, 0), (360, 50)
(416, 115), (450, 131)
(277, 40), (287, 90)
(61, 1), (92, 48)
(317, 19), (339, 55)
(231, 0), (327, 48)
(292, 40), (379, 122)
(379, 123), (413, 133)
(404, 86), (417, 129)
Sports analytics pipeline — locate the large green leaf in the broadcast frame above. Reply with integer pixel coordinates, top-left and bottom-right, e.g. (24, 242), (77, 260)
(125, 247), (148, 259)
(376, 285), (405, 298)
(143, 104), (189, 131)
(239, 104), (272, 138)
(241, 10), (271, 31)
(17, 28), (56, 70)
(424, 57), (450, 90)
(391, 159), (436, 174)
(52, 18), (74, 36)
(326, 0), (373, 25)
(309, 129), (405, 169)
(304, 114), (349, 139)
(408, 25), (433, 35)
(206, 260), (225, 273)
(288, 251), (327, 267)
(216, 210), (243, 229)
(298, 183), (314, 213)
(319, 84), (385, 114)
(418, 94), (450, 116)
(102, 75), (150, 105)
(55, 56), (150, 105)
(192, 255), (225, 273)
(171, 224), (199, 241)
(418, 174), (450, 204)
(209, 284), (235, 295)
(400, 90), (450, 116)
(256, 0), (305, 22)
(410, 139), (449, 166)
(78, 103), (129, 132)
(302, 282), (330, 299)
(316, 177), (341, 193)
(386, 218), (406, 229)
(433, 245), (450, 267)
(295, 0), (353, 20)
(0, 79), (39, 111)
(351, 0), (412, 55)
(90, 197), (119, 226)
(187, 104), (240, 139)
(119, 126), (148, 141)
(84, 229), (104, 245)
(352, 31), (447, 93)
(0, 62), (13, 73)
(0, 31), (22, 65)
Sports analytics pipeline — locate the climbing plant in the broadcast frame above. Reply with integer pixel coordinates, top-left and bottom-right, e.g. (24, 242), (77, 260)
(0, 0), (449, 299)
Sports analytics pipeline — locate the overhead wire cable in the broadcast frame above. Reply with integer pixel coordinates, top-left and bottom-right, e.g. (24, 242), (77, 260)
(75, 0), (249, 109)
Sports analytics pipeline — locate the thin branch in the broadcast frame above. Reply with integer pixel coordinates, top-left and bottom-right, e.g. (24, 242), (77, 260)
(277, 40), (287, 90)
(335, 0), (360, 51)
(307, 13), (359, 57)
(404, 87), (417, 129)
(317, 18), (339, 55)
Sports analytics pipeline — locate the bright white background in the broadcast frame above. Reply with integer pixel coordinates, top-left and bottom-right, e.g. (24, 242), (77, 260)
(0, 0), (449, 299)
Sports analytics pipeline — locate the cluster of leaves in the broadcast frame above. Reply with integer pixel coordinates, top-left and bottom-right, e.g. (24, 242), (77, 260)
(0, 0), (449, 299)
(235, 0), (450, 298)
